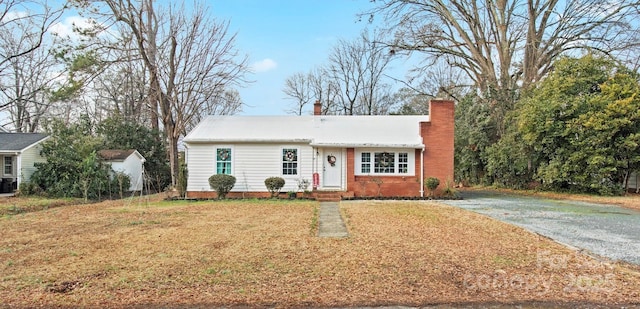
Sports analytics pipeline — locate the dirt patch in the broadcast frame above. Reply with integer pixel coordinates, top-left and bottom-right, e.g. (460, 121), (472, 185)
(1, 198), (639, 307)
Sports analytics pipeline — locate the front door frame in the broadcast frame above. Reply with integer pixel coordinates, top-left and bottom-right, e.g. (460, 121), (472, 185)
(320, 148), (343, 190)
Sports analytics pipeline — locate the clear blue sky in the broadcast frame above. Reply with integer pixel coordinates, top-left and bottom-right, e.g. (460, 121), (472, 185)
(209, 0), (384, 115)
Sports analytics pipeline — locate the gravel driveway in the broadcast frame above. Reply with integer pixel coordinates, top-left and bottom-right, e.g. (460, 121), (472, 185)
(440, 190), (640, 265)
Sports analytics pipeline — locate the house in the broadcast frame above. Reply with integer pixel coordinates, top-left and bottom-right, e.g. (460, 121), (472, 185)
(97, 149), (146, 191)
(0, 133), (49, 193)
(183, 99), (454, 199)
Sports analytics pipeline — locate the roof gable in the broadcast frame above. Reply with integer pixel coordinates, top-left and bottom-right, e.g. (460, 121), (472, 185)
(0, 133), (49, 152)
(184, 115), (430, 148)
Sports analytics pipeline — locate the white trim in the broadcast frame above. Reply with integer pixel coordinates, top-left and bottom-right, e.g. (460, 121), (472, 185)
(214, 145), (234, 175)
(130, 150), (146, 163)
(2, 156), (14, 177)
(320, 148), (343, 189)
(280, 146), (300, 177)
(354, 148), (415, 176)
(16, 154), (22, 188)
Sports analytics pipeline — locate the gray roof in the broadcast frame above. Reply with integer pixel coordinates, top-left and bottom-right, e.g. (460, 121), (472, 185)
(0, 133), (49, 152)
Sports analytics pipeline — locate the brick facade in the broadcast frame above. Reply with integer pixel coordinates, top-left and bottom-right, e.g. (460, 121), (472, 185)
(420, 99), (455, 195)
(346, 149), (422, 197)
(345, 99), (455, 197)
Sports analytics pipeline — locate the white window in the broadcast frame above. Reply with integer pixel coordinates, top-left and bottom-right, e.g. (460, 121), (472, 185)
(216, 148), (232, 175)
(282, 148), (298, 175)
(361, 152), (371, 173)
(398, 152), (409, 173)
(356, 149), (414, 176)
(4, 157), (12, 175)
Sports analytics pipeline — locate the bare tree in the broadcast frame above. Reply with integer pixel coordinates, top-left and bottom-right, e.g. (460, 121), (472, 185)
(282, 67), (342, 115)
(89, 0), (249, 186)
(188, 89), (242, 133)
(0, 0), (64, 73)
(367, 0), (640, 132)
(0, 36), (63, 132)
(328, 30), (394, 115)
(0, 0), (68, 131)
(309, 67), (341, 115)
(283, 72), (312, 115)
(0, 0), (64, 121)
(83, 31), (151, 125)
(392, 87), (431, 115)
(93, 58), (149, 124)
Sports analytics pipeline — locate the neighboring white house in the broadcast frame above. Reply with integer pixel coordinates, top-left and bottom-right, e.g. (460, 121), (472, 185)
(97, 149), (146, 191)
(0, 133), (49, 193)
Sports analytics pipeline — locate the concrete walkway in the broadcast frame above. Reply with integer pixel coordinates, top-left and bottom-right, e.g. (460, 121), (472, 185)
(318, 202), (349, 238)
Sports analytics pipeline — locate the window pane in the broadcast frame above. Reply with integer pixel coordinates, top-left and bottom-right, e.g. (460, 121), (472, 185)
(4, 157), (11, 175)
(282, 149), (298, 175)
(374, 152), (395, 173)
(217, 148), (231, 162)
(217, 162), (231, 174)
(216, 148), (232, 174)
(398, 152), (408, 174)
(361, 152), (370, 173)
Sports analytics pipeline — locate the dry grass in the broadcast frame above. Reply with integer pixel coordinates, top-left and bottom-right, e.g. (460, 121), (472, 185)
(0, 196), (83, 216)
(1, 197), (639, 308)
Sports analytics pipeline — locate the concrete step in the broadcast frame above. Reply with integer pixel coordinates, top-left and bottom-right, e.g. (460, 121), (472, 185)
(314, 192), (342, 202)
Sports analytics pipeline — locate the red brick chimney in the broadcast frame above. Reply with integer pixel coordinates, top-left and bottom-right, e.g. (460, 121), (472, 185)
(420, 99), (455, 194)
(313, 100), (321, 115)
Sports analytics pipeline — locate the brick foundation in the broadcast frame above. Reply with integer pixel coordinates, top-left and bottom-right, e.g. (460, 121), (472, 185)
(351, 175), (422, 197)
(186, 191), (273, 199)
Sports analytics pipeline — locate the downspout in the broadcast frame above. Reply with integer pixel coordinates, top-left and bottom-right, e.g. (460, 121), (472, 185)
(16, 154), (21, 191)
(314, 147), (318, 175)
(184, 144), (189, 199)
(420, 148), (425, 197)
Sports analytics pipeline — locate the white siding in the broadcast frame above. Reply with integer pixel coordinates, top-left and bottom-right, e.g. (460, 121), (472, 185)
(19, 144), (46, 182)
(110, 155), (144, 191)
(629, 171), (639, 190)
(186, 143), (314, 193)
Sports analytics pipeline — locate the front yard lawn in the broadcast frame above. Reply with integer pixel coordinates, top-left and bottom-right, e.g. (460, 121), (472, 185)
(0, 196), (83, 216)
(1, 198), (639, 307)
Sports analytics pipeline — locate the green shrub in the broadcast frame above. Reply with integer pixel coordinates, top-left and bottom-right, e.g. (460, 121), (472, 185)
(113, 172), (131, 199)
(264, 177), (285, 198)
(425, 177), (440, 197)
(17, 181), (42, 196)
(208, 174), (236, 199)
(177, 162), (188, 198)
(442, 179), (456, 198)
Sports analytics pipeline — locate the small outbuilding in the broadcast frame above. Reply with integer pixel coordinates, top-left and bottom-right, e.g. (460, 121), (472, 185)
(97, 149), (146, 192)
(0, 133), (49, 193)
